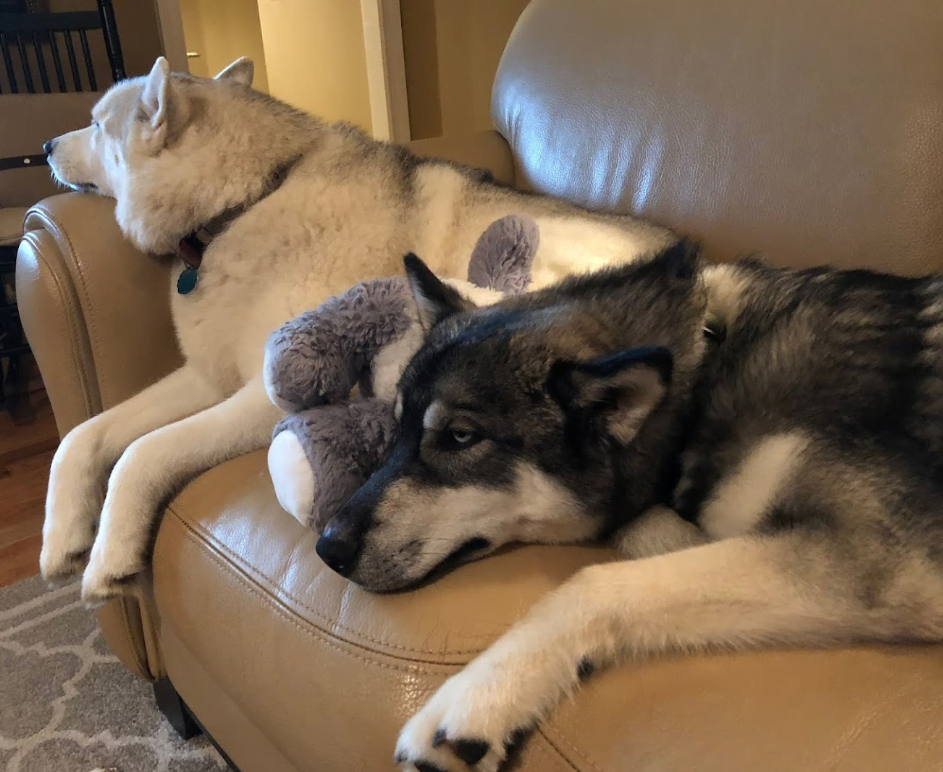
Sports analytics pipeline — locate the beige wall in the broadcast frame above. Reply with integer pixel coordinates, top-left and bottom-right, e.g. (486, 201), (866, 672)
(179, 0), (269, 92)
(255, 0), (372, 131)
(401, 0), (530, 140)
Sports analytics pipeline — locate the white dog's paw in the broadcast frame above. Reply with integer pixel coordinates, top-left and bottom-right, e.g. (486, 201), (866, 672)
(395, 661), (538, 772)
(40, 537), (92, 585)
(81, 539), (146, 607)
(41, 489), (100, 585)
(42, 427), (107, 583)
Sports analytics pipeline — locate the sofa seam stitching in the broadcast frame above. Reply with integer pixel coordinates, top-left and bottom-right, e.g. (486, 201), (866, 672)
(33, 207), (109, 406)
(167, 502), (499, 657)
(166, 507), (471, 671)
(28, 230), (96, 418)
(538, 724), (604, 772)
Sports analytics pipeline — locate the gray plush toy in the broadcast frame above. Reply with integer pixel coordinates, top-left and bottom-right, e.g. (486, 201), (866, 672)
(263, 215), (539, 531)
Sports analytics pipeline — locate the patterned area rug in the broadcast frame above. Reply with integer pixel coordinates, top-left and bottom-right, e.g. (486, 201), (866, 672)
(0, 575), (228, 772)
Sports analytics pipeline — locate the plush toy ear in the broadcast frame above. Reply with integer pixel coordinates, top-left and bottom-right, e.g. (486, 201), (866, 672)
(550, 346), (673, 444)
(139, 57), (187, 152)
(467, 214), (538, 295)
(215, 56), (254, 86)
(403, 253), (477, 329)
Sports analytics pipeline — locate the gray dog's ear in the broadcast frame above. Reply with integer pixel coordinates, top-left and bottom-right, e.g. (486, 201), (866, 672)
(215, 57), (254, 87)
(550, 346), (673, 444)
(403, 253), (476, 330)
(139, 57), (188, 152)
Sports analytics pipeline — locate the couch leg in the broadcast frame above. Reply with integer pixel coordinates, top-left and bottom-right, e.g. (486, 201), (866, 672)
(153, 677), (202, 740)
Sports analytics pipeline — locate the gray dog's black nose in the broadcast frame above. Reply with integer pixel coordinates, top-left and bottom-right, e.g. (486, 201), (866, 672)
(43, 139), (56, 155)
(315, 522), (361, 577)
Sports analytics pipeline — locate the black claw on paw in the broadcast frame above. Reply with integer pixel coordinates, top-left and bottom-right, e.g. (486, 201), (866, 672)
(415, 761), (448, 772)
(394, 751), (407, 764)
(453, 739), (490, 765)
(503, 725), (531, 764)
(432, 729), (447, 748)
(507, 727), (530, 747)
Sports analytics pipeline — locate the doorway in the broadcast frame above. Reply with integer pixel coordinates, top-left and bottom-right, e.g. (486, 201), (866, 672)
(177, 0), (269, 92)
(153, 0), (409, 140)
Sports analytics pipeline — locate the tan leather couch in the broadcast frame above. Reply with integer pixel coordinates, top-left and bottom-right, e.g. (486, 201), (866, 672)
(16, 0), (943, 770)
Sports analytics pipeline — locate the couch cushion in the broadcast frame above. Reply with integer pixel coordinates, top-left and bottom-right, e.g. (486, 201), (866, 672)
(493, 0), (943, 275)
(0, 206), (26, 246)
(154, 451), (943, 772)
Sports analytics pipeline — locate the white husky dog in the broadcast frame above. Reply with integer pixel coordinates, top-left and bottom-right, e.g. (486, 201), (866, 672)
(41, 55), (673, 604)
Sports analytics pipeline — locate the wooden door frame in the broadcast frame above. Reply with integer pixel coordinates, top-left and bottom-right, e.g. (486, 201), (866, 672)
(360, 0), (411, 142)
(152, 0), (189, 73)
(153, 0), (411, 142)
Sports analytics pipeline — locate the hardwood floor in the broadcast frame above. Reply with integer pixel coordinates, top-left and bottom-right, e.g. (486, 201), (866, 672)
(0, 393), (59, 588)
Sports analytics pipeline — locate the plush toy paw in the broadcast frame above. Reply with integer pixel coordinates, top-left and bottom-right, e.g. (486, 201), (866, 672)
(264, 278), (414, 412)
(268, 429), (316, 525)
(269, 399), (399, 531)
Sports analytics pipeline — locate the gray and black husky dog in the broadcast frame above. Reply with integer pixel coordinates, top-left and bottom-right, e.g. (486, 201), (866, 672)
(314, 242), (943, 772)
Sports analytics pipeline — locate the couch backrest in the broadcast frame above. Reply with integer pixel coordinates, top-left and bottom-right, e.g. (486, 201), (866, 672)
(492, 0), (943, 275)
(0, 92), (101, 208)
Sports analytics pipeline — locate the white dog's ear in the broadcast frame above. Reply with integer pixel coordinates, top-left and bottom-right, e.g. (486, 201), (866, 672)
(215, 57), (254, 87)
(550, 347), (674, 445)
(404, 253), (477, 330)
(139, 57), (175, 151)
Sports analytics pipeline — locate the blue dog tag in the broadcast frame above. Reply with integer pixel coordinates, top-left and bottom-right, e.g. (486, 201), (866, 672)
(177, 266), (199, 295)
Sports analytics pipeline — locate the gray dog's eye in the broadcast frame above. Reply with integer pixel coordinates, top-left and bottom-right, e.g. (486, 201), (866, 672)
(441, 428), (481, 451)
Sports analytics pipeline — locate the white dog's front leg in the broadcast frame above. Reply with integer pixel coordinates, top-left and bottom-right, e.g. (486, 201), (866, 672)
(42, 365), (221, 583)
(395, 534), (869, 772)
(81, 377), (283, 604)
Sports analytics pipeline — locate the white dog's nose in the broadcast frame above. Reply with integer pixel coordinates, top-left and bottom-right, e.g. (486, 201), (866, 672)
(43, 139), (56, 155)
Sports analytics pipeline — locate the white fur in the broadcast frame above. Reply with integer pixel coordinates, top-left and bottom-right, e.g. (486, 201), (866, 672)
(42, 57), (669, 603)
(702, 263), (754, 326)
(422, 400), (444, 430)
(700, 432), (809, 539)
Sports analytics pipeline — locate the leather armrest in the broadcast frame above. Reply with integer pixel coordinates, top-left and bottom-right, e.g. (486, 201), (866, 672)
(408, 129), (516, 186)
(19, 193), (182, 418)
(16, 191), (181, 681)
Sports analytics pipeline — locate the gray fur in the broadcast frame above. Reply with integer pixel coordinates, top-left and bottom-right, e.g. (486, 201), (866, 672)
(273, 400), (399, 531)
(265, 277), (414, 412)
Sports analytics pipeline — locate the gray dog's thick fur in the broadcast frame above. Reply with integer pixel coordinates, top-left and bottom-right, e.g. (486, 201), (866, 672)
(321, 243), (943, 771)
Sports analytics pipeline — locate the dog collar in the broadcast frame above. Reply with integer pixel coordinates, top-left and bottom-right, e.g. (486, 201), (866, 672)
(176, 158), (298, 295)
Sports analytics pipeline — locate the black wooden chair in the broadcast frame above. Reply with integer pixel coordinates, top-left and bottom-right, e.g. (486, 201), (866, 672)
(0, 2), (124, 414)
(0, 0), (125, 94)
(0, 150), (43, 415)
